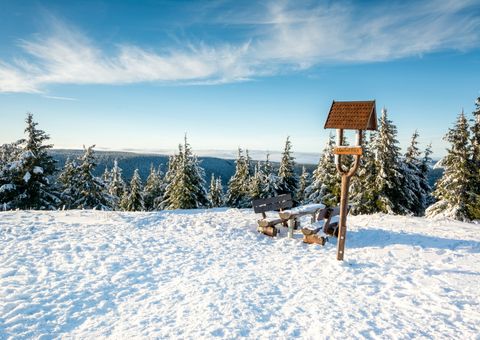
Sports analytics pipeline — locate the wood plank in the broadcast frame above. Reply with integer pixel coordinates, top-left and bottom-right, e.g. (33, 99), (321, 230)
(252, 194), (292, 213)
(333, 146), (363, 155)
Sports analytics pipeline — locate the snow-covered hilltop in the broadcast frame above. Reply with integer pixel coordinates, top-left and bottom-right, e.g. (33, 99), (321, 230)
(1, 209), (479, 338)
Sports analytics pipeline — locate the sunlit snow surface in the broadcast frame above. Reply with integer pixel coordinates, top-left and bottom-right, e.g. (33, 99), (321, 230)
(1, 209), (479, 338)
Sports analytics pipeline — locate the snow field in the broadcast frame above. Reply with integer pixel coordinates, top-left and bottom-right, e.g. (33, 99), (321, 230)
(0, 209), (479, 338)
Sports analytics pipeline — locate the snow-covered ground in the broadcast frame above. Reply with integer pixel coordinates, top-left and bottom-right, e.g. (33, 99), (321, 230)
(1, 209), (479, 338)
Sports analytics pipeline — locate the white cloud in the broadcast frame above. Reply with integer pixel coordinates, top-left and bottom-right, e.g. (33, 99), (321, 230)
(254, 0), (480, 64)
(0, 61), (41, 93)
(42, 95), (77, 101)
(0, 0), (479, 93)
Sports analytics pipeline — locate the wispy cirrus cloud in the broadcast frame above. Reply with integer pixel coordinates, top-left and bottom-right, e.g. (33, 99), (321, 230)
(42, 95), (77, 101)
(0, 0), (479, 93)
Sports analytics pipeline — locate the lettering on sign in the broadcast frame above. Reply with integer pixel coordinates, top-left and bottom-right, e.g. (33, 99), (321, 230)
(333, 146), (363, 155)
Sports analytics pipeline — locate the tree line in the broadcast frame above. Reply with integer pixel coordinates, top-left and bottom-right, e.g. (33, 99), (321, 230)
(1, 96), (479, 221)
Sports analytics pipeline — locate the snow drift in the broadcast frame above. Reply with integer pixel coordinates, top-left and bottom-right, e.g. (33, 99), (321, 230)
(0, 209), (479, 338)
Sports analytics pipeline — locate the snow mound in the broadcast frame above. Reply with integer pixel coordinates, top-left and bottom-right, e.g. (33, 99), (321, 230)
(0, 210), (479, 338)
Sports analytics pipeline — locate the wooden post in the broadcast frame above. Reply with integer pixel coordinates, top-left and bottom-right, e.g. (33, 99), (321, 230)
(334, 129), (362, 260)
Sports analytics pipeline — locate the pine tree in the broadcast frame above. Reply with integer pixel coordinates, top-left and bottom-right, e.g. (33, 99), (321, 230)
(208, 174), (224, 208)
(277, 136), (299, 203)
(350, 132), (379, 215)
(0, 141), (22, 210)
(121, 169), (144, 211)
(426, 111), (480, 221)
(11, 114), (60, 209)
(403, 130), (429, 215)
(102, 166), (111, 184)
(162, 136), (209, 209)
(226, 148), (251, 208)
(262, 153), (279, 198)
(143, 165), (165, 211)
(108, 159), (126, 209)
(249, 163), (266, 200)
(296, 166), (311, 205)
(472, 97), (480, 170)
(72, 145), (112, 210)
(58, 157), (79, 209)
(245, 149), (254, 176)
(419, 143), (434, 207)
(160, 153), (180, 209)
(470, 97), (480, 214)
(305, 134), (339, 206)
(373, 108), (410, 214)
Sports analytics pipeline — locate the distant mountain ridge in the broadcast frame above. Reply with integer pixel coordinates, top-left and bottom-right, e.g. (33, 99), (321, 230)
(89, 148), (323, 165)
(50, 149), (317, 185)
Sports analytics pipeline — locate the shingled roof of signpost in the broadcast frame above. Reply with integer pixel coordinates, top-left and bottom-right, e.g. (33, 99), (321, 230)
(324, 100), (377, 130)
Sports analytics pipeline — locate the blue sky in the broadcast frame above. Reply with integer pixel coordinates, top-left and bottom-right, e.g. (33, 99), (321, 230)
(0, 0), (479, 159)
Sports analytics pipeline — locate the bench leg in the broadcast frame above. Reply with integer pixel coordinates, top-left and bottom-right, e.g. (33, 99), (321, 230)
(287, 219), (295, 238)
(257, 225), (278, 237)
(303, 234), (327, 245)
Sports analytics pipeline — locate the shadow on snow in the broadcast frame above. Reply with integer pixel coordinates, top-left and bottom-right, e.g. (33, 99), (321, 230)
(347, 228), (480, 253)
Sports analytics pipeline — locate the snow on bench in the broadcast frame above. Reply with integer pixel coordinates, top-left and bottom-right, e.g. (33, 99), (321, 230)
(278, 203), (326, 220)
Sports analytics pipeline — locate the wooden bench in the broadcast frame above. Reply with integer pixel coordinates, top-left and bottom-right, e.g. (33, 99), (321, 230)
(252, 194), (293, 237)
(301, 206), (350, 245)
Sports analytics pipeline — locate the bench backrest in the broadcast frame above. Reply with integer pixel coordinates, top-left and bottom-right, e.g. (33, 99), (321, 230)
(252, 194), (293, 214)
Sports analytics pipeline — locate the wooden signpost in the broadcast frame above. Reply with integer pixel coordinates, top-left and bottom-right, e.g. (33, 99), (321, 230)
(324, 101), (377, 260)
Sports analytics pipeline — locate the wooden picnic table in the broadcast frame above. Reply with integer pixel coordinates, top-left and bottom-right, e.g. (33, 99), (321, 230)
(278, 203), (326, 238)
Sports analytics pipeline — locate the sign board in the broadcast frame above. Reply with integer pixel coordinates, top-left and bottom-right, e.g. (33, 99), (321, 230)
(333, 146), (363, 155)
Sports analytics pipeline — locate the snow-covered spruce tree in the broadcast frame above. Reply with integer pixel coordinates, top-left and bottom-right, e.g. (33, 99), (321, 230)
(426, 111), (480, 221)
(120, 169), (144, 211)
(296, 166), (311, 205)
(162, 136), (209, 210)
(403, 130), (431, 215)
(13, 113), (60, 210)
(215, 177), (225, 206)
(305, 134), (339, 206)
(58, 157), (79, 209)
(350, 132), (379, 215)
(160, 153), (180, 209)
(208, 174), (224, 208)
(108, 159), (126, 209)
(373, 108), (411, 214)
(419, 143), (434, 208)
(72, 145), (112, 210)
(102, 166), (111, 184)
(245, 149), (254, 177)
(471, 97), (480, 205)
(226, 148), (251, 208)
(143, 165), (165, 211)
(0, 141), (22, 209)
(262, 153), (279, 198)
(277, 136), (299, 203)
(249, 163), (266, 201)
